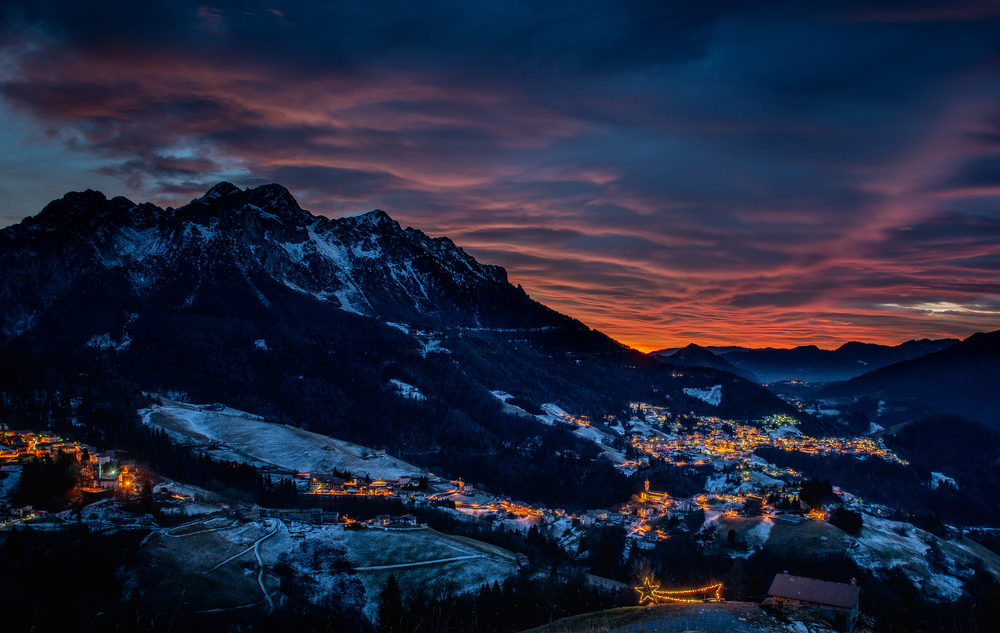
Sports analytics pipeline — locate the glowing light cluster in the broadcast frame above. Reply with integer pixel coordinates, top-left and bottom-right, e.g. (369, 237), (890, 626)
(634, 578), (723, 605)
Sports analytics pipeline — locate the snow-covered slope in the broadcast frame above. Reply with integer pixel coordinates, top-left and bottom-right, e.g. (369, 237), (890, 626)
(141, 399), (427, 480)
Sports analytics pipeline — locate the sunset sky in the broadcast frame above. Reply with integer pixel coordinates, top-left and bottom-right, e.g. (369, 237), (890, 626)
(2, 1), (999, 351)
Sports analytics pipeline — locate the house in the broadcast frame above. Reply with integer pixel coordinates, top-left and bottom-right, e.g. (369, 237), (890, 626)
(310, 475), (345, 493)
(766, 573), (860, 631)
(516, 553), (530, 568)
(234, 503), (262, 521)
(265, 507), (324, 524)
(400, 514), (418, 526)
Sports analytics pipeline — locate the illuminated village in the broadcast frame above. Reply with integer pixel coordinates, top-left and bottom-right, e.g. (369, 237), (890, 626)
(1, 427), (140, 526)
(2, 401), (909, 539)
(0, 388), (992, 633)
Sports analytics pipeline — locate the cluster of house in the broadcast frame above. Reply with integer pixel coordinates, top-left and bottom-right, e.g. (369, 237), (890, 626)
(307, 473), (426, 498)
(0, 428), (96, 464)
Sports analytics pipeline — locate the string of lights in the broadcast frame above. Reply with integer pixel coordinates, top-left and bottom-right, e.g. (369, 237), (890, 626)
(634, 578), (724, 605)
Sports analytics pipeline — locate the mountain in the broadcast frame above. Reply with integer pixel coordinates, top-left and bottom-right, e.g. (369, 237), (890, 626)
(653, 343), (760, 382)
(0, 181), (571, 339)
(816, 330), (1000, 429)
(0, 182), (801, 507)
(713, 339), (960, 383)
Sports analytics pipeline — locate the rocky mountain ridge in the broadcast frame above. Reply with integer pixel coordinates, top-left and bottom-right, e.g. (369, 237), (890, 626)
(1, 182), (567, 341)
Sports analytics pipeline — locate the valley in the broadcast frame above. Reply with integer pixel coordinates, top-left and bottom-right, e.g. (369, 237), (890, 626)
(1, 184), (998, 633)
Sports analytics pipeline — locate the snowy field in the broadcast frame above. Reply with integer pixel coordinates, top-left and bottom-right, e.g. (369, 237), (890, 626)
(141, 399), (427, 480)
(0, 465), (21, 500)
(683, 385), (722, 406)
(143, 518), (519, 620)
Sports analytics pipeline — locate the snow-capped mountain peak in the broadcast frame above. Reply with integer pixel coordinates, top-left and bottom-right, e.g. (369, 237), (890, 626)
(0, 182), (564, 342)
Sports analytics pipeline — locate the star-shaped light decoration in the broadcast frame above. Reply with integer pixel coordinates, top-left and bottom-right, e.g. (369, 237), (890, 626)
(634, 577), (660, 605)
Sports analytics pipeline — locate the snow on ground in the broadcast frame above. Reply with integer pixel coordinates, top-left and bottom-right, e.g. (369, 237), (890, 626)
(491, 391), (513, 402)
(154, 479), (225, 516)
(390, 379), (426, 401)
(627, 418), (663, 438)
(574, 426), (605, 443)
(490, 391), (534, 418)
(704, 474), (737, 494)
(744, 518), (773, 549)
(86, 332), (131, 351)
(610, 421), (626, 435)
(64, 499), (157, 532)
(420, 339), (450, 356)
(384, 321), (410, 333)
(0, 465), (21, 500)
(270, 523), (516, 620)
(746, 471), (785, 488)
(867, 422), (885, 435)
(684, 385), (722, 406)
(930, 472), (957, 490)
(850, 514), (970, 601)
(571, 425), (628, 465)
(142, 399), (427, 480)
(803, 406), (840, 416)
(535, 403), (572, 425)
(154, 478), (218, 501)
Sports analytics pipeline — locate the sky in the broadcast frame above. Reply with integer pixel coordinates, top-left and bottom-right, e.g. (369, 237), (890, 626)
(1, 1), (999, 352)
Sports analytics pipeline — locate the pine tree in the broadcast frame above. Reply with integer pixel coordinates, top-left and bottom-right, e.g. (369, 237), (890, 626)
(377, 573), (406, 633)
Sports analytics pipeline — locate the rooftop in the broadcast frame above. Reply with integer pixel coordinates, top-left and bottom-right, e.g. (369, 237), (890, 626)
(767, 574), (860, 609)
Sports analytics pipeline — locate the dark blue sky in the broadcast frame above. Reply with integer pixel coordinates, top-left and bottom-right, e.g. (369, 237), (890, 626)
(2, 1), (999, 349)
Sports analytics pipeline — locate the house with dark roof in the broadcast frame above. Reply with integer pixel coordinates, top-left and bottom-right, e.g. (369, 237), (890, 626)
(766, 573), (860, 631)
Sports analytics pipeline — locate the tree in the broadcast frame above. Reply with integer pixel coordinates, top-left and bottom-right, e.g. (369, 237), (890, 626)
(377, 573), (406, 633)
(727, 528), (737, 547)
(828, 507), (863, 535)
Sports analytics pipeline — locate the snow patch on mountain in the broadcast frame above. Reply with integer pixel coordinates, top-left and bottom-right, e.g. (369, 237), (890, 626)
(804, 405), (840, 416)
(420, 339), (449, 356)
(351, 243), (382, 259)
(86, 332), (131, 352)
(115, 227), (169, 263)
(535, 403), (572, 425)
(390, 379), (426, 401)
(684, 385), (722, 406)
(279, 240), (309, 262)
(930, 472), (957, 490)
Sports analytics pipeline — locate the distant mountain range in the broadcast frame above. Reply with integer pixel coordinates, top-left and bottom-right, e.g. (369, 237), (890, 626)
(653, 339), (959, 383)
(817, 330), (1000, 430)
(654, 343), (760, 383)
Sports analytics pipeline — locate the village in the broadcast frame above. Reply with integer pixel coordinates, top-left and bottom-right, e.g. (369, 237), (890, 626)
(1, 400), (911, 543)
(3, 400), (995, 632)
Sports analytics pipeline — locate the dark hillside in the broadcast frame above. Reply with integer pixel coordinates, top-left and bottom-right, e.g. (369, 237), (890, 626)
(818, 331), (1000, 429)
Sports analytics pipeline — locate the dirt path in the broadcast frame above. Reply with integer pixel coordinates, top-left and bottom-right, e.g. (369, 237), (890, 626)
(206, 520), (280, 572)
